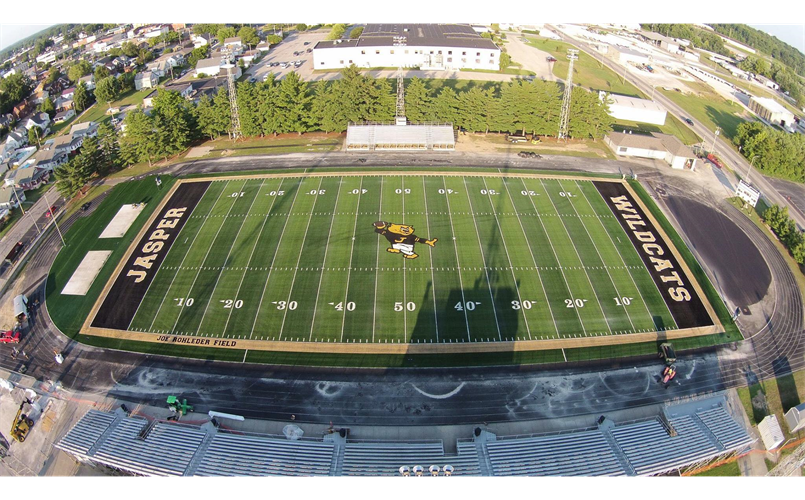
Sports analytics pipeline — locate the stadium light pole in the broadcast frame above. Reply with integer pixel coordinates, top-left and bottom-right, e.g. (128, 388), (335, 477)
(710, 126), (720, 155)
(747, 155), (758, 184)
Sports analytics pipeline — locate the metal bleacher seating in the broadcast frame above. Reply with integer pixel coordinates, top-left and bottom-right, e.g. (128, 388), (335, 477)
(696, 406), (753, 450)
(341, 440), (480, 476)
(486, 429), (627, 476)
(195, 431), (334, 476)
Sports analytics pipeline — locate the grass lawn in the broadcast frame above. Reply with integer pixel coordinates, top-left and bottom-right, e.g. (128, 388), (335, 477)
(47, 114), (79, 138)
(62, 183), (114, 219)
(74, 87), (156, 128)
(737, 369), (805, 447)
(525, 37), (644, 97)
(659, 82), (749, 143)
(691, 460), (742, 476)
(612, 114), (702, 146)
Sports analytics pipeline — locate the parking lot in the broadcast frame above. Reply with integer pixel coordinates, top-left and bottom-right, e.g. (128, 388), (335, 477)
(246, 29), (330, 82)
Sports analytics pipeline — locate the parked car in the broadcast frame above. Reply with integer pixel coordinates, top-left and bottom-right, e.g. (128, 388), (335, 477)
(707, 153), (724, 169)
(81, 202), (91, 212)
(304, 42), (310, 46)
(45, 205), (58, 218)
(546, 56), (557, 62)
(306, 48), (312, 53)
(0, 328), (20, 344)
(249, 77), (257, 83)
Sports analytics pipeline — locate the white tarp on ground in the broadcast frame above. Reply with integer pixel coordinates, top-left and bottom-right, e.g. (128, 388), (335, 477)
(99, 204), (146, 239)
(61, 250), (112, 296)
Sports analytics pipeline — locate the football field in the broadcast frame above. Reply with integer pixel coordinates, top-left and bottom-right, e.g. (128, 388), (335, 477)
(87, 173), (716, 348)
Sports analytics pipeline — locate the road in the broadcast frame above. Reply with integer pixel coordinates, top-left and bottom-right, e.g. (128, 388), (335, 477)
(545, 25), (805, 231)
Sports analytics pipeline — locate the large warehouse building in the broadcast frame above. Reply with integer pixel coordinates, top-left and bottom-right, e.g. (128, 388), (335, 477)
(313, 24), (500, 71)
(602, 92), (667, 125)
(748, 96), (795, 129)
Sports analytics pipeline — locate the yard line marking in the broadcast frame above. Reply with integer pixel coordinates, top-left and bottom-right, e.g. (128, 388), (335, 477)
(461, 177), (501, 340)
(248, 180), (304, 339)
(576, 181), (678, 331)
(222, 179), (284, 336)
(169, 179), (251, 334)
(481, 177), (532, 340)
(516, 177), (586, 335)
(339, 177), (363, 342)
(309, 177), (343, 341)
(441, 176), (471, 341)
(538, 178), (612, 335)
(422, 176), (439, 341)
(401, 176), (407, 342)
(127, 182), (212, 331)
(278, 177), (324, 341)
(195, 179), (266, 335)
(556, 179), (636, 333)
(146, 182), (229, 332)
(372, 176), (384, 343)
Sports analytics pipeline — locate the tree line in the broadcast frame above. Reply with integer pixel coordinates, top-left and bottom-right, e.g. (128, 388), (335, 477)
(640, 24), (732, 58)
(709, 24), (805, 78)
(762, 204), (805, 264)
(54, 66), (614, 198)
(733, 121), (805, 183)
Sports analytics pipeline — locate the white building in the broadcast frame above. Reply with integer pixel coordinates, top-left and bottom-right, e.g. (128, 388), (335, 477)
(605, 131), (697, 170)
(135, 71), (159, 90)
(313, 24), (500, 71)
(194, 57), (242, 79)
(736, 180), (760, 207)
(784, 402), (805, 433)
(758, 415), (784, 450)
(602, 92), (667, 125)
(749, 96), (795, 128)
(612, 46), (652, 66)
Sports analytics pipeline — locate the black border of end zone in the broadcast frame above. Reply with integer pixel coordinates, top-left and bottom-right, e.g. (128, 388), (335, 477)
(593, 181), (712, 330)
(91, 181), (211, 330)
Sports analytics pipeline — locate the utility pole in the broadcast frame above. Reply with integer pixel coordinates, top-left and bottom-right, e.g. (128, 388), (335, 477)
(43, 188), (65, 246)
(12, 188), (40, 235)
(746, 155), (758, 184)
(221, 46), (242, 140)
(710, 126), (720, 155)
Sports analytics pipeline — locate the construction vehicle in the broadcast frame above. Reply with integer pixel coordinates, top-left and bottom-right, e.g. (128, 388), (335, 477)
(662, 365), (677, 384)
(166, 395), (193, 416)
(659, 343), (676, 365)
(10, 399), (34, 443)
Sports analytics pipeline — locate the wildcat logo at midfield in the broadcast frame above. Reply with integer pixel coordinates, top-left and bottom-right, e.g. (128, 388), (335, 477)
(373, 221), (437, 259)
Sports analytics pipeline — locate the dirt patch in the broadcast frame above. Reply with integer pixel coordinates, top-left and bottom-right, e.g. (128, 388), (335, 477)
(455, 133), (608, 157)
(185, 146), (213, 159)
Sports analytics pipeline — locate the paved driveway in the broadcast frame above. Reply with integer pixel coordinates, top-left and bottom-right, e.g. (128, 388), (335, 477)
(503, 34), (558, 82)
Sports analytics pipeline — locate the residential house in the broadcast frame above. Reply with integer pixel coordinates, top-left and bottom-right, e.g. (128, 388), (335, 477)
(240, 50), (259, 67)
(146, 60), (167, 78)
(195, 57), (223, 77)
(191, 35), (209, 48)
(30, 144), (67, 172)
(61, 87), (76, 100)
(79, 74), (95, 90)
(54, 96), (73, 111)
(3, 128), (28, 161)
(25, 112), (51, 134)
(135, 71), (159, 90)
(12, 99), (35, 120)
(70, 121), (98, 139)
(223, 37), (244, 55)
(0, 113), (14, 129)
(113, 55), (134, 69)
(0, 187), (25, 210)
(142, 90), (158, 108)
(256, 41), (271, 52)
(4, 163), (51, 189)
(163, 81), (194, 100)
(53, 109), (76, 124)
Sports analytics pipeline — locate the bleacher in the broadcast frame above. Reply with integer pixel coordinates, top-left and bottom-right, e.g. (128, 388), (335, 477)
(486, 429), (626, 476)
(196, 432), (334, 476)
(341, 440), (480, 476)
(55, 394), (752, 477)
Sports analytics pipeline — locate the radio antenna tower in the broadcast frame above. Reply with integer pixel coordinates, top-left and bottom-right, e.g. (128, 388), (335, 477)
(396, 67), (406, 125)
(221, 47), (242, 140)
(558, 49), (579, 140)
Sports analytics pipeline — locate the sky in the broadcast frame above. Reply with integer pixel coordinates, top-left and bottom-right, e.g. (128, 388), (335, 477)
(749, 24), (805, 54)
(0, 24), (53, 51)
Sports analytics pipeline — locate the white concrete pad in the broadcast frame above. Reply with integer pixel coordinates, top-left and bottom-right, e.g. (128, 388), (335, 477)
(99, 204), (146, 239)
(62, 250), (112, 296)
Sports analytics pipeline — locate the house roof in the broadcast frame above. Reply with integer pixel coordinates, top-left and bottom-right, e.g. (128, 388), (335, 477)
(54, 110), (74, 120)
(135, 71), (156, 81)
(0, 187), (25, 204)
(750, 96), (792, 116)
(224, 37), (242, 45)
(62, 87), (76, 95)
(52, 134), (72, 149)
(607, 131), (695, 159)
(5, 164), (38, 183)
(606, 93), (665, 113)
(70, 121), (95, 135)
(196, 57), (222, 69)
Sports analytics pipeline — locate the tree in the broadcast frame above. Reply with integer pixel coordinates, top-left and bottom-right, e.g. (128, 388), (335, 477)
(327, 24), (347, 40)
(94, 64), (110, 81)
(196, 90), (230, 139)
(73, 82), (90, 112)
(94, 76), (121, 105)
(404, 77), (432, 123)
(95, 122), (120, 174)
(67, 60), (91, 82)
(0, 73), (34, 112)
(274, 71), (314, 134)
(481, 32), (492, 39)
(217, 26), (237, 42)
(39, 97), (56, 118)
(238, 26), (259, 47)
(45, 69), (61, 85)
(137, 48), (154, 65)
(151, 90), (196, 159)
(54, 155), (92, 198)
(295, 24), (308, 32)
(121, 41), (140, 58)
(187, 45), (210, 67)
(28, 126), (43, 147)
(499, 52), (512, 71)
(349, 26), (364, 39)
(266, 34), (283, 46)
(119, 107), (158, 166)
